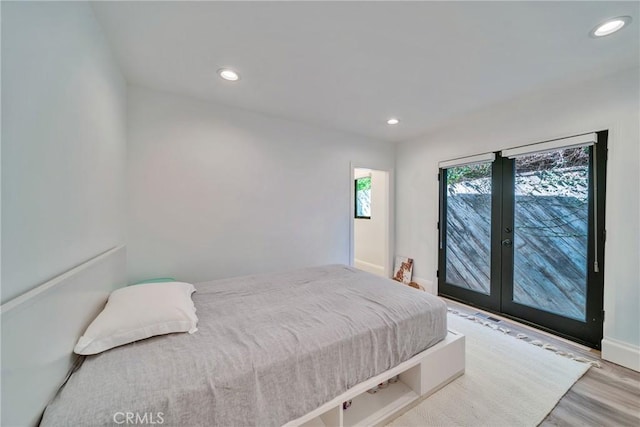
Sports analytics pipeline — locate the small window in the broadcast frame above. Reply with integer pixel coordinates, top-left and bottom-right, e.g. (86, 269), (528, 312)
(355, 176), (371, 219)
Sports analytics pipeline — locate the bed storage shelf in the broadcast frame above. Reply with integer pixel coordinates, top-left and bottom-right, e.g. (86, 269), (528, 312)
(287, 329), (465, 427)
(342, 378), (417, 427)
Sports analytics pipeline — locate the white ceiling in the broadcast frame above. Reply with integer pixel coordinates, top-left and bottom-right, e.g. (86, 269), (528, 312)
(92, 1), (639, 143)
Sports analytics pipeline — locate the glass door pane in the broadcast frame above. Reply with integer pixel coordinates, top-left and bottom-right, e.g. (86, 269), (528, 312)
(445, 162), (493, 295)
(512, 147), (589, 321)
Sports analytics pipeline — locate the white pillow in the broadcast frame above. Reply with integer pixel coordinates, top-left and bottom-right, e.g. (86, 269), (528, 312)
(74, 281), (198, 355)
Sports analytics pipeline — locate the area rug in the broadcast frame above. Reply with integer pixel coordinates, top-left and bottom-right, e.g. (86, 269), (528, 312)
(387, 313), (591, 427)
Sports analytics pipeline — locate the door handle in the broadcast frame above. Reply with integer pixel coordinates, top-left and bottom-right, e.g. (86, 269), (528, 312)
(501, 239), (513, 247)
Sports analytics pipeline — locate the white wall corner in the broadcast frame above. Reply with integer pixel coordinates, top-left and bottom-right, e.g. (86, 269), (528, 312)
(601, 337), (640, 372)
(412, 277), (436, 295)
(354, 259), (386, 277)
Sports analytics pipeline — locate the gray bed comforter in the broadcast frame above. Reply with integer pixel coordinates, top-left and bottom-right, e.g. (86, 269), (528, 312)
(41, 265), (447, 426)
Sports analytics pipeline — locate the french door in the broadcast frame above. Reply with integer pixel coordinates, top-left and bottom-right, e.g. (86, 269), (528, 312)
(438, 131), (607, 348)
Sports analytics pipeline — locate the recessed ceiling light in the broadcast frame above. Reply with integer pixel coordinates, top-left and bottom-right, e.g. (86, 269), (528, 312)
(387, 118), (400, 125)
(218, 68), (240, 81)
(590, 16), (632, 37)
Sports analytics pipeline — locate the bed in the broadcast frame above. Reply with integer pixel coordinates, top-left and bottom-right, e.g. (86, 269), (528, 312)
(3, 250), (464, 426)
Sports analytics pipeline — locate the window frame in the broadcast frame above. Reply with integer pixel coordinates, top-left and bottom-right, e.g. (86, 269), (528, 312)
(354, 176), (372, 219)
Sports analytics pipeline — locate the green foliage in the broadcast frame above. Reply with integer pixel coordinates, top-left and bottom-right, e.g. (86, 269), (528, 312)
(445, 147), (589, 185)
(516, 146), (589, 174)
(356, 176), (371, 191)
(446, 164), (491, 185)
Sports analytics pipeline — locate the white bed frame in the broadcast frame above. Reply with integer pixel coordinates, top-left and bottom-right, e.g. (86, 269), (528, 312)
(286, 330), (465, 427)
(1, 246), (464, 427)
(1, 246), (126, 427)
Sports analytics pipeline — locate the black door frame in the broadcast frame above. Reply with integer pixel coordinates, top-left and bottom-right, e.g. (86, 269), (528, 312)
(438, 131), (607, 349)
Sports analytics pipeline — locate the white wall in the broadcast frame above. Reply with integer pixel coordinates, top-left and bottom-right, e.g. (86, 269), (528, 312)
(1, 2), (127, 304)
(395, 67), (640, 370)
(127, 86), (394, 284)
(354, 169), (388, 276)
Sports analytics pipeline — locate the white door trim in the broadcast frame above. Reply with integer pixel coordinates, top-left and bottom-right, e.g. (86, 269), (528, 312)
(349, 162), (394, 278)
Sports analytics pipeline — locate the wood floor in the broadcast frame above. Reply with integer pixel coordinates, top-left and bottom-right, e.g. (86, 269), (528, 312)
(445, 299), (640, 426)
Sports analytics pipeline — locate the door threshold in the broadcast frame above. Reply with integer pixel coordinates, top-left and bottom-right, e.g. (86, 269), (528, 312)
(443, 297), (600, 356)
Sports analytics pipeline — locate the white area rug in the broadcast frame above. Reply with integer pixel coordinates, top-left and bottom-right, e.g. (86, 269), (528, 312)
(387, 313), (590, 427)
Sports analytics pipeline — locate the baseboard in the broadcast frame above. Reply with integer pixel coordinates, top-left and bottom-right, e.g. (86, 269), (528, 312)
(354, 259), (386, 277)
(601, 337), (640, 372)
(412, 277), (435, 294)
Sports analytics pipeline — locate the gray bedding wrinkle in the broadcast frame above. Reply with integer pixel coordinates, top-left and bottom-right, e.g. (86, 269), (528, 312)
(41, 265), (447, 427)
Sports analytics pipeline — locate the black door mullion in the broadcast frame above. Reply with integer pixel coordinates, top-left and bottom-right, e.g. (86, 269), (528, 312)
(489, 155), (505, 310)
(498, 154), (514, 313)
